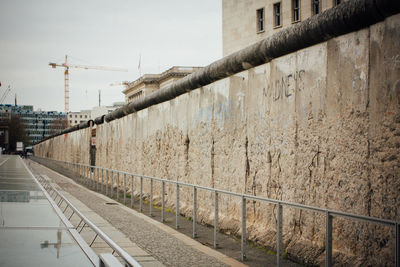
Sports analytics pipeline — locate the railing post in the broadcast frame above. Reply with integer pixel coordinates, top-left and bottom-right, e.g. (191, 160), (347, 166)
(214, 191), (218, 249)
(149, 178), (153, 217)
(176, 183), (179, 229)
(130, 175), (134, 208)
(123, 173), (126, 205)
(101, 169), (104, 193)
(88, 166), (91, 188)
(277, 203), (283, 267)
(325, 211), (332, 267)
(111, 170), (114, 198)
(96, 168), (99, 192)
(116, 172), (120, 201)
(396, 223), (399, 267)
(105, 170), (109, 196)
(140, 176), (143, 212)
(161, 181), (165, 222)
(241, 196), (246, 261)
(193, 186), (197, 238)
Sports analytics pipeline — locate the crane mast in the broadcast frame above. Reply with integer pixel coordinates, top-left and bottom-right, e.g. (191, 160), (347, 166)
(49, 55), (127, 113)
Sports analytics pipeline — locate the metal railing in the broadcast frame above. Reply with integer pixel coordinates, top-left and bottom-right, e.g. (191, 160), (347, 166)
(35, 173), (141, 267)
(32, 156), (400, 267)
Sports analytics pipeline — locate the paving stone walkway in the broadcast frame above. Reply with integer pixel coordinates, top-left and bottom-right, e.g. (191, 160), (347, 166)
(28, 160), (242, 267)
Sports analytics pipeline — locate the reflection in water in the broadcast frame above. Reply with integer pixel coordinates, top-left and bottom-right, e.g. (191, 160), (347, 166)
(41, 229), (62, 258)
(0, 190), (46, 203)
(0, 191), (30, 202)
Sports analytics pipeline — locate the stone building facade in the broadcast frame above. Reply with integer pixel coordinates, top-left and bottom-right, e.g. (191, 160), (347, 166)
(123, 66), (203, 103)
(223, 0), (344, 56)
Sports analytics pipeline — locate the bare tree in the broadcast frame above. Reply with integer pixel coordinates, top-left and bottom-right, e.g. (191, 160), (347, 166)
(4, 115), (28, 152)
(49, 118), (68, 135)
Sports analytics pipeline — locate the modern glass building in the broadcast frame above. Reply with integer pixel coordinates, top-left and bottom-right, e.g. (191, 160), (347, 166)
(0, 104), (67, 146)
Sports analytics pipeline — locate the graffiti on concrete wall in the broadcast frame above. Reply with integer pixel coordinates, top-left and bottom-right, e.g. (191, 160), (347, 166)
(272, 70), (305, 101)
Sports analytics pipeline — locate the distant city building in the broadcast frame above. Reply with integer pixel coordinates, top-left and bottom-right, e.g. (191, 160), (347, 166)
(0, 104), (66, 146)
(122, 66), (203, 103)
(222, 0), (341, 56)
(68, 102), (125, 126)
(67, 110), (91, 126)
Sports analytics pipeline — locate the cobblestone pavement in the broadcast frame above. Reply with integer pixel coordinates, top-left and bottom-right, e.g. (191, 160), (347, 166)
(28, 160), (233, 267)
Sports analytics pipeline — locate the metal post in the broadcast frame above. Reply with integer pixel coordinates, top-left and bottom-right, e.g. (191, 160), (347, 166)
(116, 172), (119, 201)
(101, 169), (104, 193)
(130, 175), (134, 208)
(96, 168), (99, 192)
(193, 186), (197, 238)
(325, 211), (332, 267)
(140, 176), (143, 212)
(277, 203), (283, 267)
(111, 171), (114, 198)
(88, 166), (91, 187)
(123, 173), (126, 205)
(241, 196), (246, 261)
(214, 191), (218, 249)
(91, 167), (94, 189)
(149, 178), (153, 217)
(176, 183), (179, 229)
(106, 170), (109, 196)
(396, 223), (399, 267)
(161, 181), (165, 222)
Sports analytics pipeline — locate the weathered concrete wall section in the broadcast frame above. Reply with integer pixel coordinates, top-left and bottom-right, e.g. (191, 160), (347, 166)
(95, 15), (400, 266)
(35, 15), (399, 265)
(34, 127), (91, 165)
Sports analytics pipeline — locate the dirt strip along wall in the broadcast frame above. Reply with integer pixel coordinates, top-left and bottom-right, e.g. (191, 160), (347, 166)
(35, 15), (400, 266)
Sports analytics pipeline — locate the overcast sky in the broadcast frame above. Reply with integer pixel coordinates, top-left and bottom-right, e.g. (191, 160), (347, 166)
(0, 0), (222, 112)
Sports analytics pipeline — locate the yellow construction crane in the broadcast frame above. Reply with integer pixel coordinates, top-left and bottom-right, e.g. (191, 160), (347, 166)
(49, 55), (128, 113)
(109, 81), (130, 87)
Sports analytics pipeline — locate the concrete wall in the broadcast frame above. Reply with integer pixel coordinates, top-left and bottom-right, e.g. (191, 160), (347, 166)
(34, 127), (91, 165)
(35, 14), (400, 265)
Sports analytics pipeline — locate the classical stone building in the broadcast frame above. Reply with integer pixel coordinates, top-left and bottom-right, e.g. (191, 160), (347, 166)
(122, 66), (203, 103)
(223, 0), (344, 56)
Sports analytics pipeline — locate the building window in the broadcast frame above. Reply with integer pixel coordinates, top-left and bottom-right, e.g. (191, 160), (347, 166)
(75, 120), (77, 123)
(312, 0), (320, 15)
(80, 115), (82, 118)
(334, 0), (341, 6)
(84, 115), (87, 118)
(273, 2), (281, 27)
(75, 115), (77, 118)
(292, 0), (300, 22)
(256, 8), (264, 32)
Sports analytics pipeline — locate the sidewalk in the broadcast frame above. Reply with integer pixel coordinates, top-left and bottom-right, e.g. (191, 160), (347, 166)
(28, 160), (244, 267)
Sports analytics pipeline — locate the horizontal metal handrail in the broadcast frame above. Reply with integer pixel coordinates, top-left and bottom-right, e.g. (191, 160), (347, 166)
(37, 174), (141, 267)
(69, 160), (398, 227)
(32, 156), (400, 267)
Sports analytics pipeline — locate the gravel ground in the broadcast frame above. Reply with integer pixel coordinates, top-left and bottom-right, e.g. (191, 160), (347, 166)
(28, 159), (228, 267)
